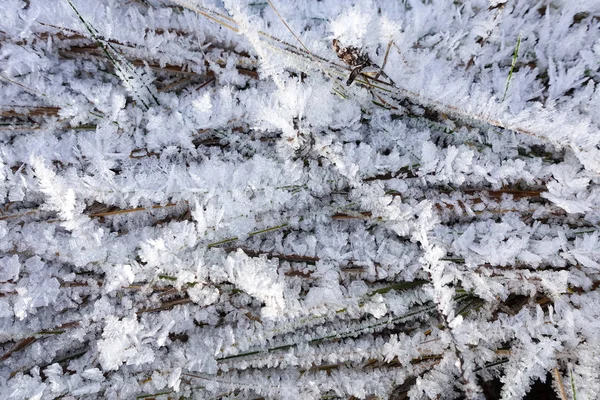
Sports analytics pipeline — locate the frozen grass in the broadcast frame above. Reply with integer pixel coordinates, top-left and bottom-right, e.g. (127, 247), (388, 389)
(0, 0), (600, 399)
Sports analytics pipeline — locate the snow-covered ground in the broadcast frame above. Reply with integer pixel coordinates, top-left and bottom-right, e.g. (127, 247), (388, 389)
(1, 0), (599, 398)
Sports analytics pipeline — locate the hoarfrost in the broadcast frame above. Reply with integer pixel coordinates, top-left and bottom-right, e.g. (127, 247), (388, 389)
(1, 0), (599, 399)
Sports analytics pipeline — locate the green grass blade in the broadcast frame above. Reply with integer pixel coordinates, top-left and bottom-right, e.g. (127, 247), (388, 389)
(502, 33), (522, 102)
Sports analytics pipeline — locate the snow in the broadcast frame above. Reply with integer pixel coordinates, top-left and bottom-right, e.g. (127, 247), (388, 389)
(1, 0), (600, 398)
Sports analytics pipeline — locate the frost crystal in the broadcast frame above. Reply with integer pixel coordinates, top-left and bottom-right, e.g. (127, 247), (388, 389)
(1, 0), (599, 399)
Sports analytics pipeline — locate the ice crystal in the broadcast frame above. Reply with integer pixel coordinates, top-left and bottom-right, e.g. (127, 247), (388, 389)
(1, 0), (599, 399)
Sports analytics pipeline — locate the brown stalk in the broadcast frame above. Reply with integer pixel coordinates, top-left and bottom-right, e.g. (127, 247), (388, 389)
(1, 321), (81, 362)
(136, 297), (193, 315)
(0, 337), (37, 362)
(0, 201), (183, 222)
(554, 367), (568, 400)
(222, 246), (319, 264)
(88, 202), (179, 218)
(59, 46), (259, 79)
(0, 106), (61, 117)
(0, 209), (41, 221)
